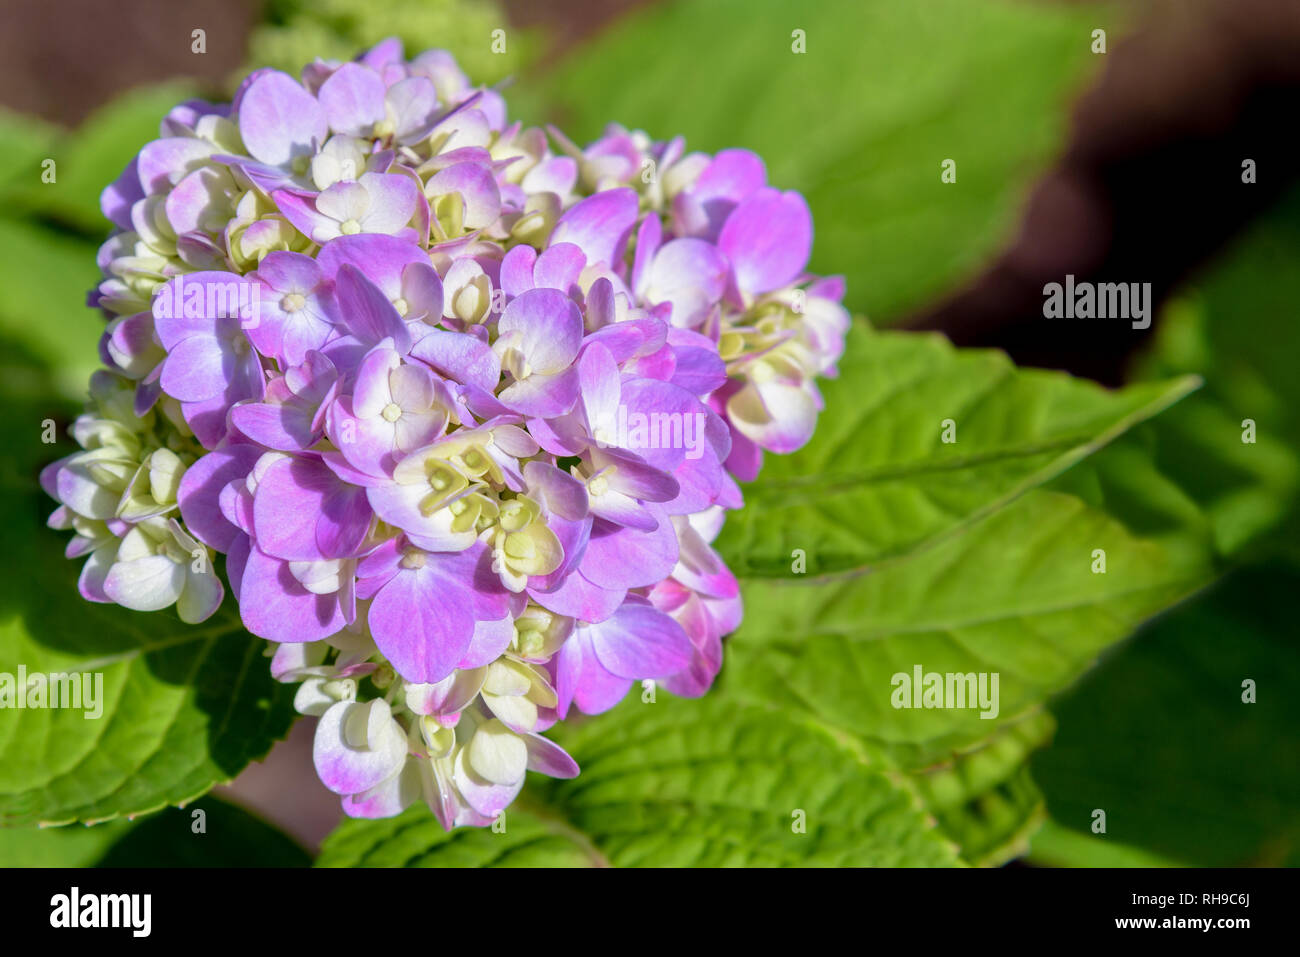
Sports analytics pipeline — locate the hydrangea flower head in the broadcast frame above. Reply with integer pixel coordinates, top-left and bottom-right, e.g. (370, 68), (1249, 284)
(44, 39), (849, 828)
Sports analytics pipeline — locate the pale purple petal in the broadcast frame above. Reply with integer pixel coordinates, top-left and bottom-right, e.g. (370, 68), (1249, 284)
(532, 242), (585, 295)
(253, 455), (373, 560)
(580, 513), (678, 590)
(334, 264), (411, 352)
(410, 329), (500, 391)
(523, 460), (587, 522)
(238, 71), (328, 167)
(239, 545), (347, 642)
(137, 137), (218, 193)
(178, 445), (262, 551)
(426, 162), (501, 230)
(499, 244), (537, 298)
(386, 76), (439, 142)
(458, 616), (516, 669)
(318, 63), (387, 137)
(718, 187), (812, 295)
(498, 287), (583, 374)
(528, 571), (625, 624)
(496, 368), (579, 418)
(369, 562), (474, 683)
(160, 335), (230, 402)
(317, 233), (426, 298)
(587, 602), (693, 680)
(356, 171), (420, 234)
(645, 238), (727, 328)
(550, 187), (637, 267)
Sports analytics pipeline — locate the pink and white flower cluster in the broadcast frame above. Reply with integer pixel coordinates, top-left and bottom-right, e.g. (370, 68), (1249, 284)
(42, 39), (849, 827)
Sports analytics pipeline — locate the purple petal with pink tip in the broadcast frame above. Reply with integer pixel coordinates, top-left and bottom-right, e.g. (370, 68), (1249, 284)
(524, 734), (579, 778)
(686, 148), (766, 239)
(553, 633), (632, 718)
(317, 233), (426, 297)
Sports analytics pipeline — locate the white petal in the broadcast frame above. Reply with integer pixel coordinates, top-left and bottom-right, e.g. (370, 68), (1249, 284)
(177, 568), (224, 623)
(313, 699), (408, 795)
(294, 677), (336, 716)
(482, 692), (538, 733)
(103, 555), (186, 611)
(466, 718), (527, 785)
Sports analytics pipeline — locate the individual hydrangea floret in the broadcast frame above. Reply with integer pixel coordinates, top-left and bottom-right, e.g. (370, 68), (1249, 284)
(43, 38), (849, 828)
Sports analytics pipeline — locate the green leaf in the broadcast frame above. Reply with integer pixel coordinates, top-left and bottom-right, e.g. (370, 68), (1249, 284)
(0, 287), (296, 832)
(1174, 188), (1300, 448)
(0, 816), (133, 867)
(0, 355), (294, 827)
(317, 806), (600, 868)
(714, 322), (1199, 579)
(1047, 406), (1296, 570)
(0, 795), (310, 867)
(1030, 562), (1300, 867)
(910, 710), (1054, 866)
(0, 601), (297, 827)
(1019, 195), (1300, 867)
(723, 484), (1211, 772)
(318, 695), (960, 867)
(514, 0), (1125, 323)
